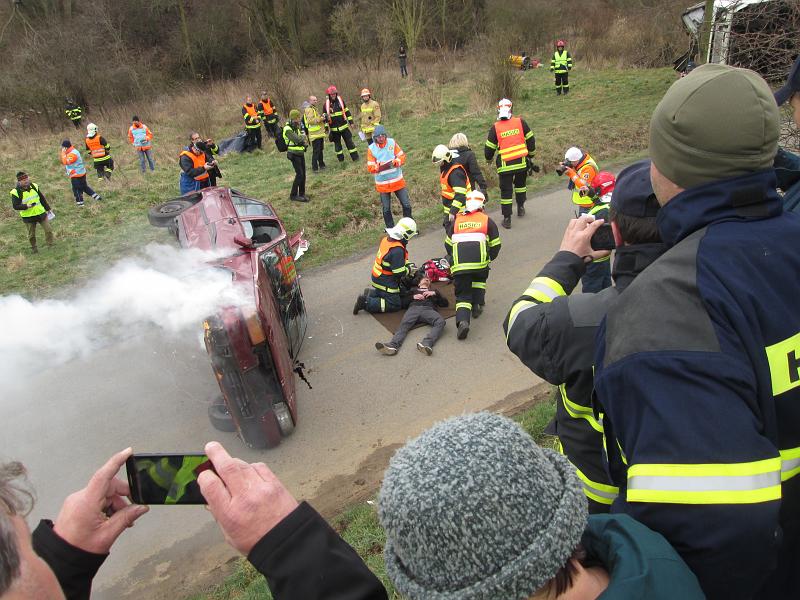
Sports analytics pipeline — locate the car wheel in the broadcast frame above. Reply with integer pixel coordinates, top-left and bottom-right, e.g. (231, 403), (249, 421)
(208, 396), (236, 433)
(148, 199), (194, 228)
(274, 402), (295, 437)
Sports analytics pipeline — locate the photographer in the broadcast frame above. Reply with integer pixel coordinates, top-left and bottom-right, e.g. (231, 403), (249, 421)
(504, 160), (666, 514)
(190, 132), (221, 187)
(178, 138), (214, 195)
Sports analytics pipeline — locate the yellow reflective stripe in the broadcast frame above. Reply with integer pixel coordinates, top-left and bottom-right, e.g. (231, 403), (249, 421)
(472, 281), (487, 289)
(506, 300), (535, 340)
(445, 237), (453, 246)
(559, 384), (603, 433)
(499, 142), (527, 152)
(524, 276), (566, 301)
(488, 238), (501, 247)
(514, 187), (527, 193)
(616, 438), (628, 466)
(456, 301), (472, 310)
(765, 330), (800, 396)
(780, 447), (800, 481)
(391, 266), (407, 274)
(452, 187), (467, 194)
(372, 282), (400, 293)
(485, 140), (498, 149)
(525, 130), (534, 139)
(627, 458), (782, 505)
(573, 465), (619, 505)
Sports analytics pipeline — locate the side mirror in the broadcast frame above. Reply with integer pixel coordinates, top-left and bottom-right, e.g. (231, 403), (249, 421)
(234, 235), (253, 249)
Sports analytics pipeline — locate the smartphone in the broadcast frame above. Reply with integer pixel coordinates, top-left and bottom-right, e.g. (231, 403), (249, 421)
(126, 453), (215, 505)
(590, 224), (616, 251)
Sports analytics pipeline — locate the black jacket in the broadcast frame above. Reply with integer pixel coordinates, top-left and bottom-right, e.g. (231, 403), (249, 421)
(409, 286), (449, 309)
(484, 117), (536, 173)
(504, 245), (666, 512)
(11, 183), (51, 223)
(454, 146), (487, 194)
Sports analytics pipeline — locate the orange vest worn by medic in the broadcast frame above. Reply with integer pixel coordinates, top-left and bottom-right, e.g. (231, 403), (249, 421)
(179, 150), (210, 182)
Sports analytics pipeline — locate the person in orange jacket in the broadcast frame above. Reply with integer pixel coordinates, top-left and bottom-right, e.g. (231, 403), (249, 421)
(60, 140), (102, 207)
(366, 125), (412, 228)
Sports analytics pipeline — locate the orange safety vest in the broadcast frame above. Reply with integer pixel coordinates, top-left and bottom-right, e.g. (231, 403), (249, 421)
(278, 255), (297, 286)
(85, 135), (107, 159)
(179, 150), (210, 181)
(452, 211), (489, 240)
(440, 163), (471, 200)
(371, 236), (407, 278)
(259, 99), (275, 116)
(566, 154), (599, 207)
(494, 117), (528, 162)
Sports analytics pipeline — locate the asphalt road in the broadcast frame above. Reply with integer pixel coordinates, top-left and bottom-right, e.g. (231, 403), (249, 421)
(2, 185), (576, 599)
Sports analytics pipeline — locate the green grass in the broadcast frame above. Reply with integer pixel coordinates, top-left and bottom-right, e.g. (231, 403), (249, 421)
(187, 393), (558, 600)
(0, 67), (674, 298)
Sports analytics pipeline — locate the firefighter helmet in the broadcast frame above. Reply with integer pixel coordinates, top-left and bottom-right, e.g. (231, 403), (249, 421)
(387, 217), (418, 241)
(557, 39), (566, 47)
(431, 144), (454, 164)
(360, 88), (371, 97)
(464, 190), (486, 213)
(591, 171), (616, 202)
(564, 147), (583, 164)
(326, 85), (338, 95)
(86, 123), (98, 136)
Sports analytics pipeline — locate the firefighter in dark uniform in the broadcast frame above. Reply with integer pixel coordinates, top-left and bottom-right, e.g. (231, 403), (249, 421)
(258, 91), (280, 139)
(551, 39), (573, 95)
(503, 160), (665, 513)
(432, 144), (471, 227)
(64, 98), (83, 128)
(323, 85), (359, 162)
(353, 217), (418, 315)
(484, 98), (536, 230)
(445, 190), (501, 340)
(242, 96), (263, 151)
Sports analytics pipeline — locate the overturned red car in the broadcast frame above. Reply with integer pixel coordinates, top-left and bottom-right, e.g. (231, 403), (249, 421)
(148, 187), (308, 448)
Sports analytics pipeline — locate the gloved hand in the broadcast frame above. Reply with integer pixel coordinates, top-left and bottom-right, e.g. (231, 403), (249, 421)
(578, 186), (593, 198)
(406, 262), (417, 273)
(555, 163), (567, 176)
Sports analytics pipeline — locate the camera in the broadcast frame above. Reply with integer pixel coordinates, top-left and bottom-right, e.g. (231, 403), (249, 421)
(555, 164), (567, 176)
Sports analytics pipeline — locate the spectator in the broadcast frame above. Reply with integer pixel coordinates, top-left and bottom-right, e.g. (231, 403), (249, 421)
(190, 132), (221, 186)
(375, 275), (448, 356)
(504, 160), (666, 514)
(127, 116), (155, 173)
(10, 171), (55, 254)
(773, 55), (800, 213)
(282, 109), (309, 202)
(594, 64), (800, 599)
(60, 140), (102, 207)
(0, 450), (148, 599)
(448, 132), (488, 201)
(398, 43), (408, 78)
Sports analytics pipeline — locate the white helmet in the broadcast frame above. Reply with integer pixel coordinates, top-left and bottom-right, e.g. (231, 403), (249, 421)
(386, 217), (418, 241)
(464, 190), (486, 213)
(86, 123), (98, 136)
(497, 98), (513, 120)
(564, 147), (583, 163)
(431, 144), (453, 164)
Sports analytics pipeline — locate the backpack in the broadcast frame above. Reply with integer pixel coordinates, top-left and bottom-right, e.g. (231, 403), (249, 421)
(420, 258), (451, 283)
(275, 124), (288, 152)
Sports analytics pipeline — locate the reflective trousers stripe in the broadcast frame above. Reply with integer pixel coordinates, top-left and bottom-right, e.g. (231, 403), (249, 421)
(500, 198), (513, 205)
(781, 447), (800, 481)
(627, 458), (783, 504)
(472, 281), (486, 289)
(514, 186), (527, 193)
(456, 301), (472, 310)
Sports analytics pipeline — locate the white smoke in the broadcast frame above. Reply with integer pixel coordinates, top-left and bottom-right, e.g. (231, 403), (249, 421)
(0, 244), (249, 391)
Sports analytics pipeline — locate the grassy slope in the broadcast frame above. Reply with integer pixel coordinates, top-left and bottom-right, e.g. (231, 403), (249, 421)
(187, 393), (559, 600)
(0, 66), (674, 297)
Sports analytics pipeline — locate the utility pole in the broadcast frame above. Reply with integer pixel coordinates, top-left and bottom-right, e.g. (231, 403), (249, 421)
(700, 0), (715, 63)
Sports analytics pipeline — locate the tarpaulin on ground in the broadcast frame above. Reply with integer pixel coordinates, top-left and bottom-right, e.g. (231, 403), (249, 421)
(369, 281), (456, 334)
(218, 131), (260, 156)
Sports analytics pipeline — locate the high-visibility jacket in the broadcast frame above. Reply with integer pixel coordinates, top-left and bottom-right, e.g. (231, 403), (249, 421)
(242, 104), (261, 129)
(128, 124), (153, 150)
(141, 456), (207, 504)
(85, 135), (111, 162)
(367, 138), (406, 193)
(445, 211), (501, 273)
(566, 154), (598, 207)
(179, 150), (210, 181)
(65, 105), (82, 122)
(10, 184), (46, 219)
(282, 122), (307, 155)
(440, 162), (471, 215)
(303, 105), (326, 141)
(324, 96), (353, 132)
(485, 117), (536, 174)
(258, 98), (278, 123)
(551, 50), (573, 73)
(60, 147), (86, 178)
(504, 245), (666, 512)
(371, 236), (408, 294)
(594, 170), (800, 599)
(359, 99), (381, 134)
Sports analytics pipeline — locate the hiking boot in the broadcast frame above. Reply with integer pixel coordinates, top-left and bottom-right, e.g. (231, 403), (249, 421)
(502, 216), (512, 229)
(92, 193), (102, 201)
(353, 294), (367, 315)
(457, 321), (470, 340)
(375, 342), (398, 356)
(76, 201), (85, 207)
(472, 304), (484, 319)
(298, 195), (310, 202)
(517, 205), (526, 217)
(417, 342), (433, 356)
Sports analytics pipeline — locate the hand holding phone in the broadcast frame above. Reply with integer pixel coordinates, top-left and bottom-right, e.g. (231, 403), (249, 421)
(590, 223), (616, 251)
(126, 453), (215, 505)
(559, 215), (612, 260)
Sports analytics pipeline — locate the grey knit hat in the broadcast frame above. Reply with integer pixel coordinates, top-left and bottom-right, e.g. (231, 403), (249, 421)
(649, 63), (779, 190)
(379, 412), (587, 600)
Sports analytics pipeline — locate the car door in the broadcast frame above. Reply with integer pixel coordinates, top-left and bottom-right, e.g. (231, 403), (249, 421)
(259, 239), (308, 359)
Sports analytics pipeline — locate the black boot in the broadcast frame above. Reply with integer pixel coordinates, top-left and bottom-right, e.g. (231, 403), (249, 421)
(457, 321), (470, 340)
(502, 216), (512, 229)
(353, 294), (367, 314)
(517, 205), (525, 217)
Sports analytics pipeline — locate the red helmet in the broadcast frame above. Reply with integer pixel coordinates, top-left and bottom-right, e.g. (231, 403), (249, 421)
(592, 171), (616, 200)
(556, 39), (566, 47)
(326, 85), (338, 95)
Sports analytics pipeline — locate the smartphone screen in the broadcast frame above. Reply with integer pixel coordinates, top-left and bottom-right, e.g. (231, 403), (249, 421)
(590, 224), (616, 251)
(126, 453), (214, 505)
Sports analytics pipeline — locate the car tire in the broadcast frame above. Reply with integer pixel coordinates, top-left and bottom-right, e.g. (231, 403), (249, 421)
(208, 396), (236, 433)
(148, 199), (194, 228)
(274, 402), (295, 437)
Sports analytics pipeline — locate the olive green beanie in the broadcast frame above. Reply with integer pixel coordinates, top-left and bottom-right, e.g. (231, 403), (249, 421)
(288, 108), (301, 120)
(649, 64), (779, 190)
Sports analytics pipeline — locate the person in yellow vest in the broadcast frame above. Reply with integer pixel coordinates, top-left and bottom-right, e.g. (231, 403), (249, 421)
(353, 217), (418, 315)
(178, 139), (213, 195)
(484, 98), (537, 229)
(550, 39), (573, 95)
(358, 88), (381, 145)
(283, 109), (309, 202)
(444, 190), (501, 340)
(10, 171), (54, 254)
(258, 91), (280, 139)
(84, 123), (114, 180)
(432, 144), (471, 228)
(303, 95), (327, 172)
(242, 96), (263, 151)
(557, 146), (599, 212)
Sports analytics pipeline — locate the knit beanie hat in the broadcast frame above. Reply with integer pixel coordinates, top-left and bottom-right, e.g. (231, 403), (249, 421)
(649, 64), (779, 190)
(288, 109), (301, 120)
(379, 412), (588, 600)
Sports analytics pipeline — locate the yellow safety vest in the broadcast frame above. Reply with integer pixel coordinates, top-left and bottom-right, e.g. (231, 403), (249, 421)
(12, 184), (45, 219)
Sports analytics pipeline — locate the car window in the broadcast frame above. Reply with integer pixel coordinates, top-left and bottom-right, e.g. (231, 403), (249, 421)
(247, 219), (282, 246)
(230, 191), (275, 217)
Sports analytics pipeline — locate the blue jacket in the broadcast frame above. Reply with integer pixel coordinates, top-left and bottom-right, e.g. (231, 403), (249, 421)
(775, 147), (800, 213)
(594, 170), (800, 600)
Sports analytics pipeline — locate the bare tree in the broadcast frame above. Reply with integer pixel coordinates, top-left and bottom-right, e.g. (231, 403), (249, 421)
(390, 0), (429, 56)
